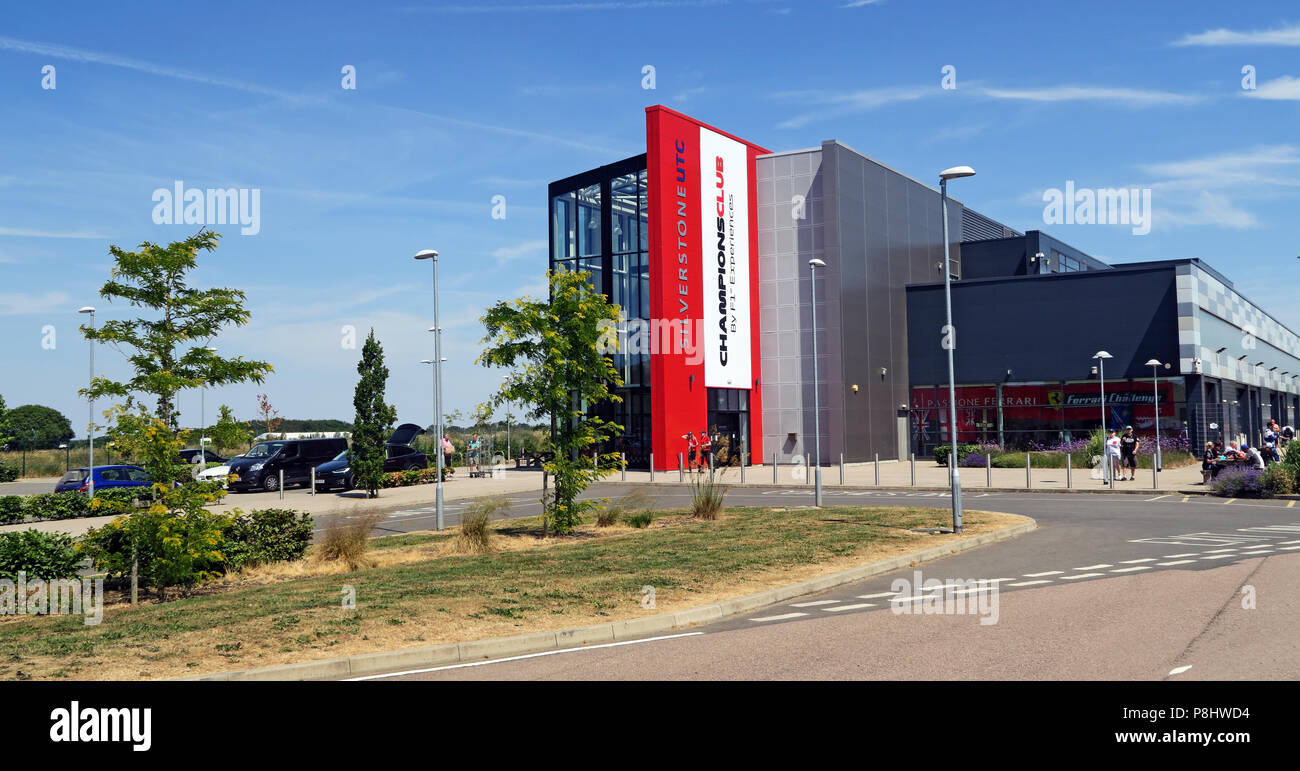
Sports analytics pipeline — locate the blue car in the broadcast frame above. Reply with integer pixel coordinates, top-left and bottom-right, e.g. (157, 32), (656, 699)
(54, 465), (153, 493)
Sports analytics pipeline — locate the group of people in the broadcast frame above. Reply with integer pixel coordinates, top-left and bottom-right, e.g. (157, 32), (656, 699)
(682, 430), (713, 470)
(1101, 425), (1142, 481)
(1200, 419), (1294, 482)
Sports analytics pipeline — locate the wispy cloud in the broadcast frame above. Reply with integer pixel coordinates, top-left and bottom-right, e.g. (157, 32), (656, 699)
(1247, 75), (1300, 101)
(0, 35), (306, 101)
(490, 239), (548, 265)
(774, 85), (933, 129)
(841, 0), (884, 7)
(0, 290), (73, 315)
(1140, 145), (1300, 190)
(1172, 23), (1300, 47)
(979, 85), (1201, 106)
(403, 0), (729, 12)
(0, 226), (107, 239)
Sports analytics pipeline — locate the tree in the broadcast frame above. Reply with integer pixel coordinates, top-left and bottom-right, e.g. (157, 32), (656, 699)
(255, 394), (283, 438)
(4, 404), (74, 449)
(79, 230), (273, 428)
(209, 405), (252, 453)
(0, 394), (13, 449)
(478, 268), (623, 534)
(351, 329), (395, 498)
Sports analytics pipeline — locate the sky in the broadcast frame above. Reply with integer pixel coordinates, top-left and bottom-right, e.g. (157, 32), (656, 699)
(2, 0), (1298, 437)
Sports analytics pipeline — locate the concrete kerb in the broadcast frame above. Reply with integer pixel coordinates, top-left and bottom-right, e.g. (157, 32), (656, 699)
(183, 516), (1037, 682)
(601, 479), (1226, 498)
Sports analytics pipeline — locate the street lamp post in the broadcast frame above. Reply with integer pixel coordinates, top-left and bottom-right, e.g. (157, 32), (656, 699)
(940, 165), (976, 533)
(59, 443), (69, 472)
(1094, 351), (1113, 487)
(201, 345), (216, 457)
(502, 374), (511, 461)
(415, 247), (444, 531)
(809, 258), (826, 507)
(79, 306), (96, 499)
(1145, 359), (1163, 488)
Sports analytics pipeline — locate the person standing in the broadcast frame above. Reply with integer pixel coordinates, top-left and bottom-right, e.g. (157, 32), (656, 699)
(1119, 425), (1139, 481)
(684, 431), (698, 470)
(698, 430), (712, 470)
(442, 434), (455, 472)
(1104, 430), (1122, 483)
(468, 433), (482, 474)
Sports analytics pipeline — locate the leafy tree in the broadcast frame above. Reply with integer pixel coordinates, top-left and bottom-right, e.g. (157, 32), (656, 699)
(478, 268), (623, 534)
(255, 393), (283, 438)
(3, 404), (74, 449)
(208, 405), (253, 453)
(0, 394), (13, 449)
(351, 329), (395, 498)
(79, 229), (273, 428)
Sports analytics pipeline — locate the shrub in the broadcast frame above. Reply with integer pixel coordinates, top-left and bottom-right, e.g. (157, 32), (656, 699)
(0, 496), (24, 525)
(598, 487), (655, 527)
(0, 463), (18, 483)
(77, 507), (233, 599)
(222, 508), (313, 569)
(0, 530), (82, 582)
(315, 510), (387, 571)
(1209, 467), (1269, 499)
(690, 467), (727, 520)
(21, 492), (90, 521)
(1282, 441), (1300, 471)
(958, 453), (988, 468)
(1261, 464), (1295, 498)
(933, 444), (979, 467)
(628, 512), (654, 528)
(456, 497), (508, 554)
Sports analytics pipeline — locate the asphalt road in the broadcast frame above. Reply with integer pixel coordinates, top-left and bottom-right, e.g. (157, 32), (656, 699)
(343, 484), (1300, 680)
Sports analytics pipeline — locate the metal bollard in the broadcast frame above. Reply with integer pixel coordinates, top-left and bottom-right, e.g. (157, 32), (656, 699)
(311, 468), (316, 496)
(741, 453), (746, 483)
(279, 470), (284, 500)
(839, 453), (844, 485)
(986, 453), (992, 487)
(910, 453), (916, 486)
(649, 454), (654, 482)
(1026, 452), (1031, 489)
(874, 453), (880, 485)
(621, 452), (626, 481)
(1067, 453), (1072, 488)
(679, 453), (684, 483)
(773, 452), (778, 484)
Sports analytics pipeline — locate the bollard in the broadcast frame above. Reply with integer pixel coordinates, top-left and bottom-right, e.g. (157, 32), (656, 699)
(311, 467), (316, 496)
(621, 452), (626, 481)
(649, 454), (654, 482)
(1067, 453), (1072, 488)
(874, 453), (880, 485)
(741, 453), (746, 483)
(839, 453), (844, 486)
(910, 453), (916, 486)
(279, 470), (284, 500)
(986, 453), (991, 487)
(1026, 452), (1031, 489)
(679, 453), (684, 483)
(773, 452), (778, 484)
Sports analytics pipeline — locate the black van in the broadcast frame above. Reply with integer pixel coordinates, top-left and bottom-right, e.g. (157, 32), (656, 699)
(227, 437), (349, 493)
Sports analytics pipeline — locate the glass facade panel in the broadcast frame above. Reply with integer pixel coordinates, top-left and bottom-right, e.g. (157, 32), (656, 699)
(551, 191), (576, 262)
(577, 184), (601, 257)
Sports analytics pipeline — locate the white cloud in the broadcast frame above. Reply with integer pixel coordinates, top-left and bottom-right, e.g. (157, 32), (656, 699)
(1247, 75), (1300, 101)
(1140, 145), (1300, 190)
(0, 226), (107, 239)
(774, 85), (934, 129)
(0, 290), (72, 315)
(491, 239), (548, 263)
(1172, 23), (1300, 47)
(841, 0), (884, 6)
(978, 85), (1201, 106)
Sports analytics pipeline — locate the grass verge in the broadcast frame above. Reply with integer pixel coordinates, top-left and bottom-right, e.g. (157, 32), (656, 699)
(0, 505), (1026, 681)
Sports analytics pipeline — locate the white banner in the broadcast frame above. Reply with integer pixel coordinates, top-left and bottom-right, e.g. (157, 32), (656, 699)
(698, 128), (751, 389)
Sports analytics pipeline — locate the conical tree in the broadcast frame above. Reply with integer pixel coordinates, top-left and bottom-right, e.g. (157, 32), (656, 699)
(351, 329), (395, 498)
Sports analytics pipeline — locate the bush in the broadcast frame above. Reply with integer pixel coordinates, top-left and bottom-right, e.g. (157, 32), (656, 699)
(21, 492), (90, 521)
(1282, 441), (1300, 470)
(690, 467), (728, 520)
(1261, 464), (1295, 497)
(933, 444), (979, 467)
(456, 497), (508, 554)
(315, 510), (387, 571)
(221, 508), (313, 569)
(0, 463), (18, 483)
(0, 530), (83, 582)
(77, 508), (233, 598)
(1210, 467), (1269, 498)
(0, 496), (24, 525)
(958, 453), (988, 468)
(628, 512), (654, 528)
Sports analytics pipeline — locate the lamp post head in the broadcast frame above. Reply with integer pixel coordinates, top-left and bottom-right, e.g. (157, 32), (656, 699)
(78, 306), (95, 314)
(1093, 351), (1113, 360)
(1145, 359), (1162, 368)
(939, 166), (976, 181)
(809, 258), (826, 268)
(420, 359), (434, 364)
(414, 249), (438, 261)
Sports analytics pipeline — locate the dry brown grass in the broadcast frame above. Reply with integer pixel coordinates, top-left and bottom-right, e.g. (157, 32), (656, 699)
(314, 509), (388, 570)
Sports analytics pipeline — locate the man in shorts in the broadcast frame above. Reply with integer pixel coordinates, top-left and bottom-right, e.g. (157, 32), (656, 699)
(1118, 425), (1139, 480)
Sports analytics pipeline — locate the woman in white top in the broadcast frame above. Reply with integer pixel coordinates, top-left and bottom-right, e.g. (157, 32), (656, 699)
(1104, 430), (1122, 482)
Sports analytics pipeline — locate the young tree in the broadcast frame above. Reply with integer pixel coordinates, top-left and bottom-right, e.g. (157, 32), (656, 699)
(79, 230), (273, 428)
(351, 329), (395, 498)
(209, 405), (252, 453)
(255, 393), (283, 439)
(478, 269), (623, 534)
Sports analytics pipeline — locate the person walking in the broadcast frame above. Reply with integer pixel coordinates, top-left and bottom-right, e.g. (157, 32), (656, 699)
(1201, 441), (1217, 484)
(1104, 430), (1122, 484)
(1118, 425), (1139, 481)
(467, 433), (482, 474)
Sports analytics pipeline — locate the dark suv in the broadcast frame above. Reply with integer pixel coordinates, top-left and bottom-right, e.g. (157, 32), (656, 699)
(227, 437), (349, 493)
(314, 424), (427, 492)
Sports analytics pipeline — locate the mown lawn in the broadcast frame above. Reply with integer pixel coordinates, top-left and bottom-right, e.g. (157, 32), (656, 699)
(0, 505), (1024, 680)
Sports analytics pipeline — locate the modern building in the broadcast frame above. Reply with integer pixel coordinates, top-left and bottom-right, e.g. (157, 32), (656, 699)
(549, 106), (1300, 469)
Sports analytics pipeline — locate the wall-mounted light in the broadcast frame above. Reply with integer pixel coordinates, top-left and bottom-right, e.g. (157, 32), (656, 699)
(688, 374), (694, 386)
(851, 384), (859, 393)
(1090, 365), (1098, 376)
(1216, 347), (1228, 354)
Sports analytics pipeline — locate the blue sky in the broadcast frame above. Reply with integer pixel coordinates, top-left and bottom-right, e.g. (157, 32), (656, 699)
(2, 0), (1299, 436)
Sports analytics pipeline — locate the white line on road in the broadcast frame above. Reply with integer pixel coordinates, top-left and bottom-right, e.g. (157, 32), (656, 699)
(1279, 540), (1300, 546)
(1277, 545), (1300, 551)
(822, 603), (875, 612)
(1111, 566), (1152, 573)
(790, 600), (841, 607)
(1239, 550), (1273, 555)
(750, 613), (809, 622)
(1200, 554), (1236, 560)
(857, 592), (902, 599)
(1023, 570), (1064, 577)
(1076, 564), (1112, 570)
(1163, 554), (1200, 559)
(1204, 548), (1239, 553)
(1119, 558), (1158, 564)
(1169, 665), (1193, 676)
(1156, 560), (1196, 566)
(1146, 495), (1171, 502)
(1007, 579), (1053, 586)
(344, 632), (706, 680)
(1059, 572), (1104, 580)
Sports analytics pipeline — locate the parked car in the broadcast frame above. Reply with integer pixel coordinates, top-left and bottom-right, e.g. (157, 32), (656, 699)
(227, 437), (349, 493)
(196, 457), (240, 488)
(314, 423), (428, 492)
(179, 448), (226, 466)
(54, 465), (153, 493)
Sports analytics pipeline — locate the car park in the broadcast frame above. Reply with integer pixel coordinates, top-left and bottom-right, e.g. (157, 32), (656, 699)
(227, 437), (349, 493)
(54, 465), (153, 493)
(314, 423), (427, 492)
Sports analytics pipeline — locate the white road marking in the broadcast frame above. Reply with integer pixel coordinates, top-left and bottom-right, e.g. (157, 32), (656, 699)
(1238, 549), (1273, 555)
(790, 600), (841, 607)
(1076, 564), (1112, 570)
(1119, 558), (1158, 564)
(1163, 553), (1200, 558)
(1200, 554), (1236, 560)
(1204, 548), (1239, 553)
(1146, 495), (1171, 502)
(1157, 560), (1196, 566)
(1023, 570), (1064, 577)
(1277, 545), (1300, 551)
(1007, 579), (1052, 586)
(1059, 572), (1104, 580)
(890, 596), (929, 604)
(344, 632), (706, 680)
(750, 613), (809, 622)
(1111, 566), (1152, 573)
(822, 603), (875, 612)
(1169, 665), (1193, 676)
(857, 592), (901, 599)
(1279, 540), (1300, 546)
